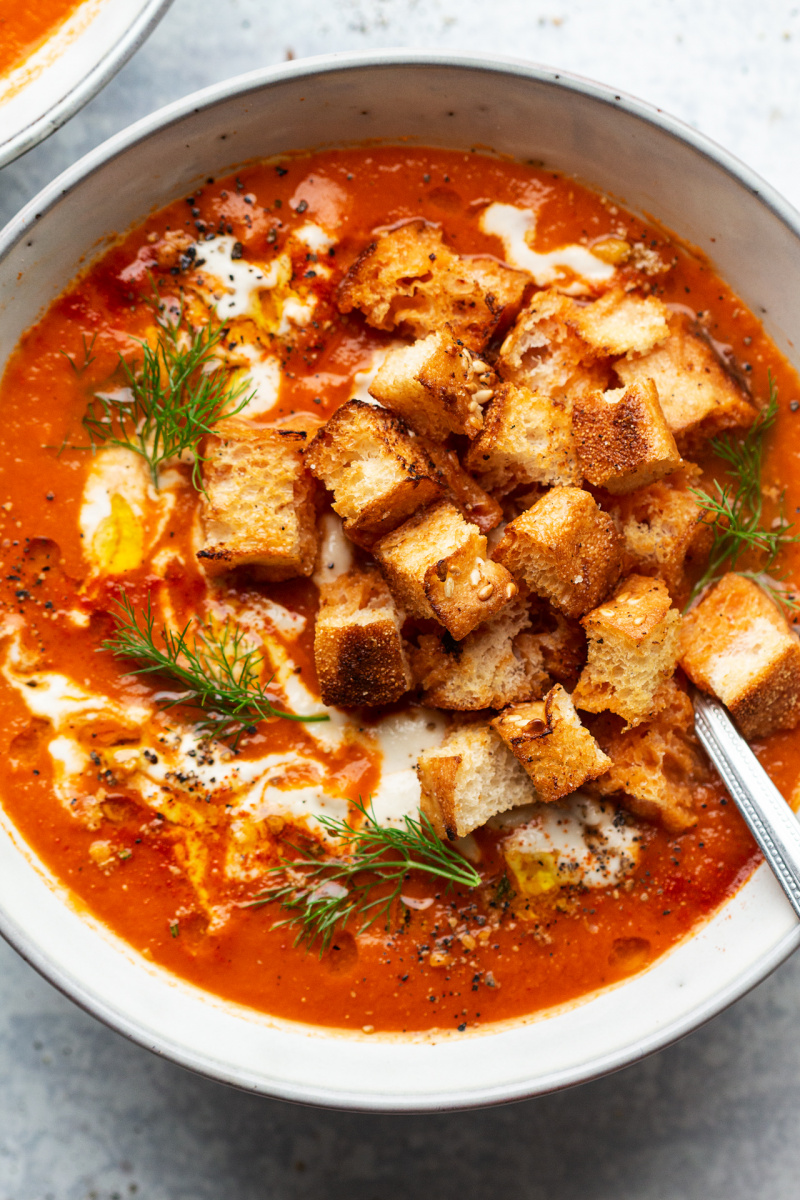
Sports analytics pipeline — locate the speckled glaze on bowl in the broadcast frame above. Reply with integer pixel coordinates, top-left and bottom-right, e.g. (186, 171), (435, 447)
(0, 51), (798, 1111)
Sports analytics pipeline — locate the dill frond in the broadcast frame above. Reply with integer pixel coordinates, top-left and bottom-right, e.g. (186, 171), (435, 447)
(244, 799), (482, 954)
(101, 594), (328, 747)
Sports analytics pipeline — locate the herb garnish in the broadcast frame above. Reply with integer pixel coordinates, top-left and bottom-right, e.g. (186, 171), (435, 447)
(245, 799), (482, 953)
(689, 376), (799, 611)
(102, 595), (328, 747)
(82, 305), (252, 490)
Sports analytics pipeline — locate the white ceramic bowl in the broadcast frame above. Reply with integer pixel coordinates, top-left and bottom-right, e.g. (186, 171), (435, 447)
(0, 0), (174, 168)
(1, 51), (799, 1111)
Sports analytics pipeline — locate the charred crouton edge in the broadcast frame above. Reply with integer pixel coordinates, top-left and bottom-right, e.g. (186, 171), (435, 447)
(573, 378), (682, 494)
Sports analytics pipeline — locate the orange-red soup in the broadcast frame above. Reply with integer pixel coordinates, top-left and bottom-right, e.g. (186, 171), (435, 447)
(0, 0), (84, 77)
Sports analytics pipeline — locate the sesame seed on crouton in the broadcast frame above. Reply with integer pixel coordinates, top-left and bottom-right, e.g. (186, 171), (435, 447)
(465, 381), (581, 495)
(493, 486), (622, 619)
(573, 378), (683, 494)
(197, 419), (318, 581)
(572, 574), (682, 727)
(491, 684), (612, 803)
(304, 400), (442, 549)
(680, 572), (800, 738)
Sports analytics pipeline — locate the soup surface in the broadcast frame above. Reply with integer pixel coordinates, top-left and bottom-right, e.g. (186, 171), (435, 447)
(0, 0), (85, 78)
(1, 146), (799, 1035)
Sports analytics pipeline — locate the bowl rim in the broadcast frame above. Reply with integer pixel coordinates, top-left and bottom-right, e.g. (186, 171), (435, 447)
(1, 48), (800, 1111)
(0, 0), (176, 170)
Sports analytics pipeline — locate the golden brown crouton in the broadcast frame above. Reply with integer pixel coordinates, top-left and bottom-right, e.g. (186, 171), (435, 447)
(516, 601), (588, 690)
(304, 400), (441, 549)
(411, 596), (549, 710)
(615, 314), (758, 451)
(589, 680), (701, 832)
(374, 500), (516, 639)
(497, 288), (595, 396)
(569, 287), (670, 356)
(369, 328), (492, 439)
(573, 379), (683, 494)
(680, 573), (800, 738)
(197, 420), (318, 581)
(422, 440), (502, 534)
(338, 221), (528, 348)
(314, 565), (412, 707)
(491, 685), (611, 803)
(417, 723), (537, 839)
(572, 574), (682, 727)
(465, 382), (581, 494)
(493, 486), (622, 619)
(608, 465), (713, 604)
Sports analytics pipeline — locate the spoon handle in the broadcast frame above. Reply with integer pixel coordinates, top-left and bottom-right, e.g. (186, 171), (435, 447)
(693, 689), (800, 920)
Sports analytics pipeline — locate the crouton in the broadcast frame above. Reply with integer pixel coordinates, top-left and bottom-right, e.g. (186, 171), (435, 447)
(572, 574), (681, 727)
(314, 565), (412, 707)
(304, 400), (441, 549)
(411, 595), (550, 710)
(615, 314), (758, 451)
(465, 382), (581, 494)
(608, 465), (713, 604)
(493, 486), (622, 619)
(497, 287), (602, 398)
(589, 679), (701, 832)
(369, 328), (492, 439)
(517, 601), (587, 689)
(417, 723), (537, 839)
(422, 440), (502, 534)
(680, 573), (800, 738)
(338, 221), (528, 348)
(491, 685), (611, 802)
(569, 287), (670, 356)
(374, 500), (517, 639)
(197, 420), (318, 580)
(573, 378), (682, 494)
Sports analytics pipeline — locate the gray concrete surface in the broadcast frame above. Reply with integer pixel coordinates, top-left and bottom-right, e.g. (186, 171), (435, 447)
(3, 1), (800, 1195)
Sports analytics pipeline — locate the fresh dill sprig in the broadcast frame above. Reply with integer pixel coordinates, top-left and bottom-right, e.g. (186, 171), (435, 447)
(101, 594), (328, 747)
(60, 332), (98, 375)
(82, 305), (252, 490)
(689, 374), (799, 611)
(244, 799), (482, 954)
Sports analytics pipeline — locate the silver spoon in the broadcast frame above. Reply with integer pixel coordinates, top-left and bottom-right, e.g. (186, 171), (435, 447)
(692, 688), (800, 919)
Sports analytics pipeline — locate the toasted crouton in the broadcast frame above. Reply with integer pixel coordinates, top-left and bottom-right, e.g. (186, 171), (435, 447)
(374, 500), (516, 639)
(417, 723), (537, 839)
(314, 565), (412, 707)
(422, 440), (502, 534)
(197, 420), (318, 580)
(589, 679), (701, 832)
(497, 288), (595, 396)
(569, 287), (670, 356)
(304, 400), (441, 549)
(517, 601), (588, 689)
(573, 378), (683, 494)
(615, 314), (758, 451)
(369, 329), (491, 439)
(680, 573), (800, 737)
(572, 574), (682, 727)
(608, 465), (713, 604)
(338, 221), (528, 348)
(491, 685), (611, 803)
(493, 487), (622, 619)
(465, 382), (581, 494)
(411, 596), (549, 710)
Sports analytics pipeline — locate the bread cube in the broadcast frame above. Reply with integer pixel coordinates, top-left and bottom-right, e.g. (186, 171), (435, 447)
(609, 465), (713, 604)
(680, 573), (800, 738)
(314, 565), (412, 707)
(417, 722), (537, 839)
(197, 420), (318, 580)
(369, 329), (492, 440)
(338, 220), (528, 348)
(304, 400), (441, 549)
(497, 287), (600, 397)
(465, 382), (581, 494)
(422, 439), (502, 534)
(569, 287), (670, 356)
(573, 378), (682, 494)
(615, 314), (758, 451)
(589, 680), (701, 832)
(491, 685), (611, 803)
(572, 574), (681, 727)
(493, 486), (622, 619)
(411, 595), (550, 710)
(516, 601), (588, 690)
(375, 501), (516, 639)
